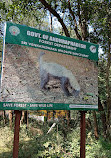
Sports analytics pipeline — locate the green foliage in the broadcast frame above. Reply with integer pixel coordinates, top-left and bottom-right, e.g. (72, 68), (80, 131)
(90, 1), (110, 48)
(98, 56), (107, 102)
(86, 136), (111, 158)
(0, 120), (111, 158)
(0, 0), (49, 30)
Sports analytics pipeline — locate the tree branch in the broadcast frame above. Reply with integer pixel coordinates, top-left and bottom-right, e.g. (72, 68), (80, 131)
(39, 0), (70, 37)
(77, 0), (89, 41)
(77, 1), (83, 33)
(68, 0), (82, 40)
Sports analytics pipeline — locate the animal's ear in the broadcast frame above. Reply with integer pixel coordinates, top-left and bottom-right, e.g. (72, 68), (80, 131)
(40, 52), (45, 56)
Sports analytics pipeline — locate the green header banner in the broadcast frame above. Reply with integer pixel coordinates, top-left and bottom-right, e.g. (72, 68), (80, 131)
(5, 22), (98, 61)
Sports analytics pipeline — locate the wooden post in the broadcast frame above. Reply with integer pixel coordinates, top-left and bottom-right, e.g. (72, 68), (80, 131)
(13, 110), (21, 158)
(80, 111), (86, 158)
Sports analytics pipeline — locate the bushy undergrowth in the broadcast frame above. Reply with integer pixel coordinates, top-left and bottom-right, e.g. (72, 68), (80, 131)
(86, 134), (111, 158)
(0, 119), (111, 158)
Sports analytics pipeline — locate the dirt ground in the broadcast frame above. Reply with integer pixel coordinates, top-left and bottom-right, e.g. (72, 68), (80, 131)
(1, 44), (98, 105)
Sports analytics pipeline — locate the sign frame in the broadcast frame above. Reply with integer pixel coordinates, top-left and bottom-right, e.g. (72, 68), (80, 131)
(0, 22), (98, 111)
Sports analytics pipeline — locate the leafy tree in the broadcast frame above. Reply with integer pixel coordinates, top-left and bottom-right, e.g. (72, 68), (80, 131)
(91, 1), (111, 139)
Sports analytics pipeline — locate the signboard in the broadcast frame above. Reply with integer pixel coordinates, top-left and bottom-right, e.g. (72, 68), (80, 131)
(0, 22), (98, 110)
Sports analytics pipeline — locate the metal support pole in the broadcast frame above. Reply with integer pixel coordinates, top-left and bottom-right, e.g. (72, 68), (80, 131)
(13, 110), (21, 158)
(80, 111), (86, 158)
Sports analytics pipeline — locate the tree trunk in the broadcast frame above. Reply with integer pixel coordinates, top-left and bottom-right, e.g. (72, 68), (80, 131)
(9, 110), (13, 129)
(49, 12), (53, 32)
(21, 111), (25, 124)
(39, 0), (70, 37)
(67, 110), (70, 127)
(3, 111), (6, 126)
(106, 40), (111, 139)
(92, 111), (99, 139)
(25, 111), (28, 129)
(20, 111), (28, 128)
(47, 110), (50, 121)
(98, 98), (107, 137)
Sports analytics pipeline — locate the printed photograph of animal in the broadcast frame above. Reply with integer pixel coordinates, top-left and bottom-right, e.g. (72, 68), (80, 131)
(39, 52), (80, 97)
(1, 44), (98, 105)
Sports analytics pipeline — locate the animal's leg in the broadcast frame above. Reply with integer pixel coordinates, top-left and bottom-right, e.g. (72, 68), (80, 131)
(60, 77), (71, 96)
(72, 89), (80, 97)
(40, 71), (49, 89)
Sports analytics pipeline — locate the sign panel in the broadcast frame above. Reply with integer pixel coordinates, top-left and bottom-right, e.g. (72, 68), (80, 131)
(0, 22), (98, 110)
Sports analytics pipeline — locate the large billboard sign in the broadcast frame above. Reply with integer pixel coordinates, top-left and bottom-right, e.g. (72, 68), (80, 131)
(0, 22), (98, 110)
